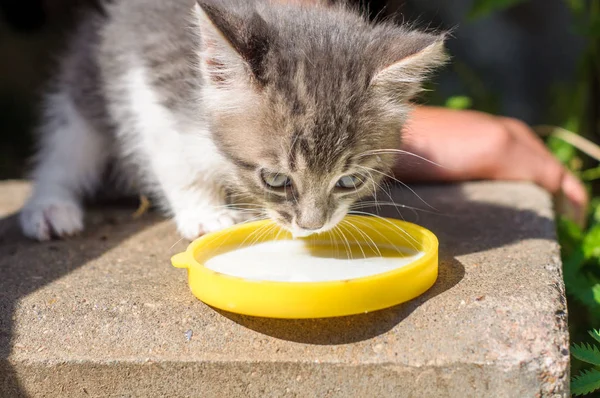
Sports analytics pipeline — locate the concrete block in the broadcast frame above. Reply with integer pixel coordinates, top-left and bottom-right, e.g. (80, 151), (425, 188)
(0, 180), (569, 397)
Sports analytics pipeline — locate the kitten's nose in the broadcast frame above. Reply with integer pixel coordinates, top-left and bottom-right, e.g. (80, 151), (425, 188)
(296, 213), (326, 231)
(296, 220), (325, 231)
(296, 201), (327, 231)
(293, 215), (326, 237)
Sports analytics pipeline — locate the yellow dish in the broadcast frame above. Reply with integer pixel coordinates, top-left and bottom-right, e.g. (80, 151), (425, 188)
(171, 215), (438, 319)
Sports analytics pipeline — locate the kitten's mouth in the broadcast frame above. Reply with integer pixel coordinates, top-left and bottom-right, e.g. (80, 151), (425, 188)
(270, 209), (348, 239)
(289, 226), (323, 239)
(269, 216), (329, 238)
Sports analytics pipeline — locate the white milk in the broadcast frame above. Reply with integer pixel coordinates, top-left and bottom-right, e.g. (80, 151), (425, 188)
(204, 239), (425, 282)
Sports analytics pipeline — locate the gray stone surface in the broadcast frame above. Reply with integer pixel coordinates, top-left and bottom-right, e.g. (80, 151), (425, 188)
(0, 180), (569, 397)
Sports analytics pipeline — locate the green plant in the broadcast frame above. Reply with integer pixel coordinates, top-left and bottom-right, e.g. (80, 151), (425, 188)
(467, 0), (527, 20)
(571, 329), (600, 396)
(557, 191), (600, 326)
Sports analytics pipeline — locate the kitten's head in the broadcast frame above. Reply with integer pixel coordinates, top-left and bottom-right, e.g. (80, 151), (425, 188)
(193, 0), (447, 237)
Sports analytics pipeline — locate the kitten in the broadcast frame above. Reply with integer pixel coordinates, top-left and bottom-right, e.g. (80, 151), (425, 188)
(19, 0), (446, 241)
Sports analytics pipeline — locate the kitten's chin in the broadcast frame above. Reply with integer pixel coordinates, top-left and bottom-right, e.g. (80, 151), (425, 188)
(290, 228), (317, 239)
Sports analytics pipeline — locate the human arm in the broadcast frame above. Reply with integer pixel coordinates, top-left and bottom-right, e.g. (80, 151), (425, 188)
(394, 106), (588, 222)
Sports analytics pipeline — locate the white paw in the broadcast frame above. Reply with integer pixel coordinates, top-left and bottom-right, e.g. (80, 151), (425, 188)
(19, 197), (84, 241)
(175, 208), (248, 240)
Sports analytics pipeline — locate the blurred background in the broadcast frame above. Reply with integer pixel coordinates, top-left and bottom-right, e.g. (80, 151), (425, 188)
(1, 0), (599, 392)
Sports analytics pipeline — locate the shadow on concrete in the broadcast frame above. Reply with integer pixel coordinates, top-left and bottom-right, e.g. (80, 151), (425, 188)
(217, 256), (465, 344)
(0, 199), (161, 397)
(218, 183), (556, 344)
(370, 182), (557, 258)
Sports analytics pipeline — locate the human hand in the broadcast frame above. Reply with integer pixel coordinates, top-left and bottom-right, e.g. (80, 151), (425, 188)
(393, 106), (588, 224)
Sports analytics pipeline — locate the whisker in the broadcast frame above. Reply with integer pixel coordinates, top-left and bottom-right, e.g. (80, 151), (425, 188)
(251, 223), (276, 247)
(362, 168), (383, 215)
(274, 223), (284, 242)
(355, 148), (455, 171)
(348, 216), (415, 255)
(379, 176), (408, 220)
(335, 227), (345, 259)
(358, 165), (437, 211)
(226, 193), (255, 199)
(239, 221), (270, 248)
(329, 225), (340, 259)
(231, 213), (273, 248)
(214, 203), (265, 207)
(335, 224), (353, 260)
(200, 213), (269, 253)
(346, 216), (404, 255)
(236, 214), (269, 226)
(340, 219), (382, 257)
(338, 222), (366, 259)
(347, 210), (420, 252)
(350, 201), (446, 216)
(169, 236), (186, 251)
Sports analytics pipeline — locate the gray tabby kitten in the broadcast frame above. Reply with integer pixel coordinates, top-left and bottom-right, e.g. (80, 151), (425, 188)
(19, 0), (446, 241)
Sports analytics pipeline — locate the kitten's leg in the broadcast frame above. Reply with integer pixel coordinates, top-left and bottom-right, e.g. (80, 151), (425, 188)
(19, 91), (109, 240)
(166, 178), (248, 240)
(121, 66), (247, 240)
(141, 142), (247, 239)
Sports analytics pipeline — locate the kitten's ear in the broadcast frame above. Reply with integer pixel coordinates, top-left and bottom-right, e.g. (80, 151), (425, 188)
(371, 33), (448, 100)
(193, 1), (271, 86)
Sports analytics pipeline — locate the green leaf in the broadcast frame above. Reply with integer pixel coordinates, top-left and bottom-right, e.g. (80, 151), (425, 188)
(583, 225), (600, 260)
(563, 248), (586, 277)
(589, 329), (600, 345)
(572, 343), (600, 366)
(564, 0), (585, 14)
(562, 250), (600, 312)
(577, 20), (600, 38)
(581, 166), (600, 181)
(592, 199), (600, 224)
(445, 96), (473, 110)
(557, 216), (584, 254)
(564, 115), (581, 135)
(594, 285), (600, 306)
(547, 135), (576, 165)
(572, 368), (600, 396)
(468, 0), (527, 20)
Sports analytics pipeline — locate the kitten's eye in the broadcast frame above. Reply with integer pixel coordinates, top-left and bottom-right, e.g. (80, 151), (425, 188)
(261, 171), (292, 189)
(336, 174), (364, 189)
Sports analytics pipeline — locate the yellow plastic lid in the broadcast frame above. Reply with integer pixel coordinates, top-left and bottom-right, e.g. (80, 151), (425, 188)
(171, 215), (438, 319)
